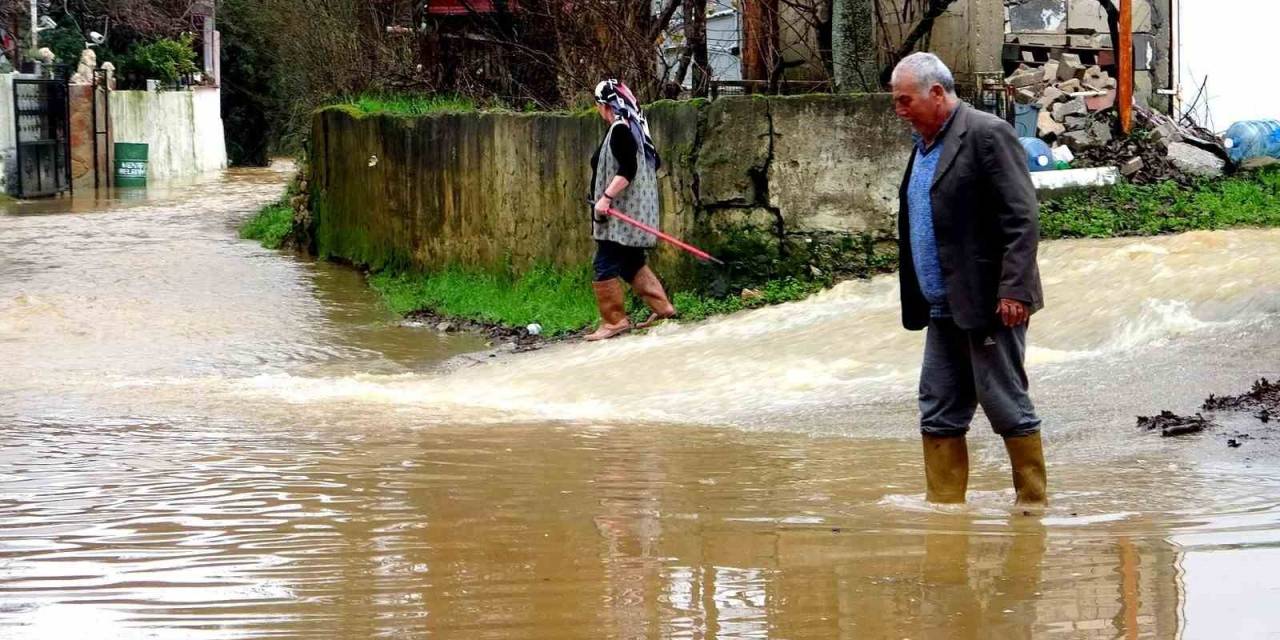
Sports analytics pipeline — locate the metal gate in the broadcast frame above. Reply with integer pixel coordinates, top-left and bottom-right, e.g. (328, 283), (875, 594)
(92, 69), (113, 189)
(12, 77), (72, 198)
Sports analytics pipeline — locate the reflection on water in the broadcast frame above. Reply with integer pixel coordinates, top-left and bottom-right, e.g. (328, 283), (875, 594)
(3, 166), (1280, 637)
(8, 420), (1262, 639)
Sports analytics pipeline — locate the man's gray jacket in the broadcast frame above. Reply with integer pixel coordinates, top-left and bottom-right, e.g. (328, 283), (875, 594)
(897, 102), (1045, 331)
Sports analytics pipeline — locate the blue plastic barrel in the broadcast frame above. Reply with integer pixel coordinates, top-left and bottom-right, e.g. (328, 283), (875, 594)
(1223, 120), (1280, 164)
(1019, 137), (1054, 172)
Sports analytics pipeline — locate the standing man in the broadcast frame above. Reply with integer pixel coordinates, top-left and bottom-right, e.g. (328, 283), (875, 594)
(889, 52), (1047, 507)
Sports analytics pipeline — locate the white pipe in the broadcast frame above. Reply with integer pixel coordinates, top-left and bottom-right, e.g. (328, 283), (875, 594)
(30, 0), (38, 50)
(1171, 0), (1180, 116)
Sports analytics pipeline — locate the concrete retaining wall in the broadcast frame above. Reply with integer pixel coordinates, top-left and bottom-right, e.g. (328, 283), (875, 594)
(109, 87), (227, 180)
(0, 73), (16, 195)
(309, 94), (913, 289)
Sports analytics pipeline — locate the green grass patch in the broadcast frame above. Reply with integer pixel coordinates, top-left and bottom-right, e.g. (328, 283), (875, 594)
(668, 278), (825, 323)
(369, 265), (599, 337)
(1042, 168), (1280, 239)
(239, 202), (294, 249)
(338, 93), (481, 117)
(367, 264), (827, 336)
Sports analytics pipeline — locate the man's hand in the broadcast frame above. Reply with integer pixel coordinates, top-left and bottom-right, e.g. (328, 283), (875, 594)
(996, 298), (1029, 327)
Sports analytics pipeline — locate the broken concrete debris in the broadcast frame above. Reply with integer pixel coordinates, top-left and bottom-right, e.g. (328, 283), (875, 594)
(1167, 141), (1227, 178)
(1120, 156), (1144, 176)
(1037, 110), (1065, 138)
(1057, 53), (1087, 81)
(1004, 51), (1228, 183)
(1003, 57), (1117, 153)
(1052, 97), (1088, 122)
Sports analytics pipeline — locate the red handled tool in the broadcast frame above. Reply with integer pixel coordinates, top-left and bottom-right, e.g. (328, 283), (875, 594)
(593, 204), (724, 265)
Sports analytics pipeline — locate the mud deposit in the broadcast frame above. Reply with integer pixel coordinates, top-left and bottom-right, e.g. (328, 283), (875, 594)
(1140, 379), (1279, 445)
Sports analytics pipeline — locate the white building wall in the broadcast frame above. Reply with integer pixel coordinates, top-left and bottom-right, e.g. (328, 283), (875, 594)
(0, 73), (16, 195)
(109, 87), (227, 180)
(1177, 0), (1280, 131)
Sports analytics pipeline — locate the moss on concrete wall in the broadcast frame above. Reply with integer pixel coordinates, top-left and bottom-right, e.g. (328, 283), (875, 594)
(309, 94), (912, 291)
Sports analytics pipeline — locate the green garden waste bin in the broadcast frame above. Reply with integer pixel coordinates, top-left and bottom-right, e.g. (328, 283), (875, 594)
(114, 143), (149, 187)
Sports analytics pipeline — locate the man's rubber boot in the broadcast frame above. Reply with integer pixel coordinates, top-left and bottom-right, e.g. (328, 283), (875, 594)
(630, 266), (676, 329)
(1003, 433), (1048, 509)
(586, 279), (631, 341)
(922, 434), (969, 504)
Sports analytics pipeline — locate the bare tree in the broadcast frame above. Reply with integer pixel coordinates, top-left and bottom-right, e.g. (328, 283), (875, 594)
(780, 0), (835, 82)
(877, 0), (962, 87)
(1091, 0), (1122, 64)
(54, 0), (206, 39)
(742, 0), (779, 83)
(421, 0), (686, 107)
(682, 0), (709, 97)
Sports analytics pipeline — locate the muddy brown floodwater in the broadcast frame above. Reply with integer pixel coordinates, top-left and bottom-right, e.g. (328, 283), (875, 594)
(3, 165), (1280, 639)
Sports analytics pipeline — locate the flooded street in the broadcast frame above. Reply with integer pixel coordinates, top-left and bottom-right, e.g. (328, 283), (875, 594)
(3, 167), (1280, 638)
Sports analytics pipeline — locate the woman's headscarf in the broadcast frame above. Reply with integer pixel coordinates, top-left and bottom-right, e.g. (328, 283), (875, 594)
(594, 79), (658, 170)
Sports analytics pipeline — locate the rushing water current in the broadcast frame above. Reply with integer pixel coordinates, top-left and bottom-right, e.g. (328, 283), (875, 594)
(3, 166), (1279, 639)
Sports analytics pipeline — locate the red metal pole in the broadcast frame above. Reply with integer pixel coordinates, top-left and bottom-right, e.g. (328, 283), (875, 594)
(1118, 0), (1133, 134)
(604, 207), (723, 264)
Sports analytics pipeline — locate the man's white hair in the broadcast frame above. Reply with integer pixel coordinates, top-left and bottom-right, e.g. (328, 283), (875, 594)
(891, 52), (956, 96)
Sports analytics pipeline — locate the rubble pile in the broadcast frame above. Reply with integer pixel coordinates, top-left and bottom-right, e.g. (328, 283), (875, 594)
(1070, 110), (1184, 184)
(1005, 54), (1229, 183)
(1005, 53), (1117, 150)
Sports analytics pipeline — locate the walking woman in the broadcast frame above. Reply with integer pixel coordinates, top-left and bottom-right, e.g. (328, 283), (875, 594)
(585, 79), (676, 341)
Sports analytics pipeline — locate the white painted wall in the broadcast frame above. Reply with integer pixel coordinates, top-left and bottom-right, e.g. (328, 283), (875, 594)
(0, 73), (16, 195)
(109, 87), (227, 180)
(1178, 0), (1280, 131)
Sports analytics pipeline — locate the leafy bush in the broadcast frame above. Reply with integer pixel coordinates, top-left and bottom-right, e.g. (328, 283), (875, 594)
(120, 34), (198, 85)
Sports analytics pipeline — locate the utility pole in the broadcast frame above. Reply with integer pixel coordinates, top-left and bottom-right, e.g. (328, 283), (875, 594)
(30, 0), (38, 50)
(1118, 0), (1133, 133)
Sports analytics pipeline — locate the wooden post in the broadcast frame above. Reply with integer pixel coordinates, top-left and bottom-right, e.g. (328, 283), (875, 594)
(8, 12), (21, 69)
(741, 0), (779, 83)
(685, 0), (709, 97)
(1118, 0), (1133, 133)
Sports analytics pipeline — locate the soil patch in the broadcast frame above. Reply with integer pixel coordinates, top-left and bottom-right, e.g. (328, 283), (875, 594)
(1138, 379), (1280, 446)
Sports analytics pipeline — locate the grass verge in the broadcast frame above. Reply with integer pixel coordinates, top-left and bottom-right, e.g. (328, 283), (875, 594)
(670, 278), (825, 323)
(368, 265), (823, 337)
(239, 202), (294, 249)
(370, 265), (598, 337)
(1042, 167), (1280, 238)
(339, 93), (480, 117)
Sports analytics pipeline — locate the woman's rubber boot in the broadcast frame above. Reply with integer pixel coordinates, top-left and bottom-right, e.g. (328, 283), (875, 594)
(586, 279), (631, 341)
(1002, 432), (1048, 510)
(630, 266), (676, 329)
(922, 434), (969, 504)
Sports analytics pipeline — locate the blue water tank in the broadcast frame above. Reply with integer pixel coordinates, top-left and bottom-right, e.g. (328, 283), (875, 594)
(1019, 137), (1054, 172)
(1223, 120), (1280, 164)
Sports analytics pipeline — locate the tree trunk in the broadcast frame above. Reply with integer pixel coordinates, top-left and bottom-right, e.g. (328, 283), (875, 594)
(815, 1), (835, 82)
(742, 0), (779, 83)
(877, 0), (959, 88)
(673, 46), (693, 93)
(648, 0), (682, 43)
(1096, 0), (1122, 68)
(684, 0), (709, 97)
